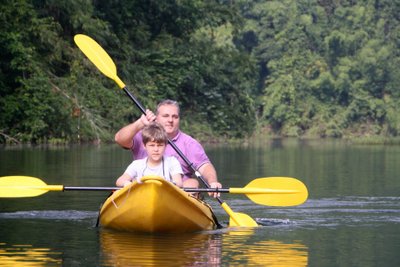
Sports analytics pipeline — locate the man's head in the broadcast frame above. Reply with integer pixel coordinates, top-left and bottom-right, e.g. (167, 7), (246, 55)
(156, 99), (180, 138)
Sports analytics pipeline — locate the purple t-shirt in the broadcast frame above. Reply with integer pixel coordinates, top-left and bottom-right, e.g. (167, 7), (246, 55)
(132, 130), (210, 180)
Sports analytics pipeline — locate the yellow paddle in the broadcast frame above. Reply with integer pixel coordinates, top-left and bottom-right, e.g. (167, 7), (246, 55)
(74, 34), (261, 227)
(0, 176), (308, 207)
(187, 177), (308, 206)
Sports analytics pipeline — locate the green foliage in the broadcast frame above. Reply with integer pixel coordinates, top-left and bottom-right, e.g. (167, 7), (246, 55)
(178, 40), (257, 138)
(0, 0), (256, 144)
(2, 0), (400, 143)
(236, 0), (400, 138)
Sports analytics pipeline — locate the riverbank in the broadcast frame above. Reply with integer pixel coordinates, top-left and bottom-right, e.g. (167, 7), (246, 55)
(3, 133), (400, 147)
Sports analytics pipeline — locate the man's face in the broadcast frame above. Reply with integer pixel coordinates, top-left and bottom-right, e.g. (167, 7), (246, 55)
(144, 141), (166, 163)
(156, 104), (180, 137)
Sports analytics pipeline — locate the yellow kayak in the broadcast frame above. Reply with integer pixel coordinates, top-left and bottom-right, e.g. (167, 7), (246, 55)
(98, 176), (219, 233)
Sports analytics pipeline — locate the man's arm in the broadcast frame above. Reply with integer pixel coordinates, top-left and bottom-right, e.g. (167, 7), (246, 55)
(198, 162), (222, 197)
(114, 110), (156, 149)
(198, 162), (218, 184)
(114, 119), (144, 149)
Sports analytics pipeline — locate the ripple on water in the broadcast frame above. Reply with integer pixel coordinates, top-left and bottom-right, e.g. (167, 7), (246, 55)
(0, 210), (97, 220)
(212, 196), (400, 229)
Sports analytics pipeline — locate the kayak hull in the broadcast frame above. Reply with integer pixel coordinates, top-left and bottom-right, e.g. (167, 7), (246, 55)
(98, 176), (218, 233)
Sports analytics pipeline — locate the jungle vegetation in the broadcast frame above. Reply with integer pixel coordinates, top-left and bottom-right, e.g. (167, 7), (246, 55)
(1, 0), (399, 144)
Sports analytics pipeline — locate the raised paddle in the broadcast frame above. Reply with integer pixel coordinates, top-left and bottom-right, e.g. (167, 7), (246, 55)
(74, 34), (260, 227)
(0, 176), (308, 207)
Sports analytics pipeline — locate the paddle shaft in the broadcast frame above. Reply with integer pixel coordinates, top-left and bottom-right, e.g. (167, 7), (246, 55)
(64, 187), (241, 192)
(64, 186), (119, 191)
(26, 186), (230, 192)
(123, 88), (196, 177)
(122, 89), (215, 196)
(5, 184), (298, 194)
(64, 187), (299, 197)
(66, 187), (296, 193)
(43, 186), (252, 193)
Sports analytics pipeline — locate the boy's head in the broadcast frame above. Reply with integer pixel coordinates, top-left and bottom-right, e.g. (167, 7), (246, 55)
(142, 122), (168, 145)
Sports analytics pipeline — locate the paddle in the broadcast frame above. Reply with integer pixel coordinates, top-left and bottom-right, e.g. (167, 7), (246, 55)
(0, 176), (308, 207)
(74, 34), (260, 227)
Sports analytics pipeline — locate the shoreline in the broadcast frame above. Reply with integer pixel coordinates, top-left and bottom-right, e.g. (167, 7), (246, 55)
(2, 134), (400, 148)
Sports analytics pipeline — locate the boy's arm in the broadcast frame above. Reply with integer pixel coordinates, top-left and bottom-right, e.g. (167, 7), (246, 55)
(171, 173), (183, 187)
(116, 173), (134, 187)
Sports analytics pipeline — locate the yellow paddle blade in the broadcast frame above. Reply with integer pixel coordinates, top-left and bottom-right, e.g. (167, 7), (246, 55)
(74, 34), (126, 89)
(221, 202), (258, 227)
(240, 177), (308, 206)
(0, 176), (63, 198)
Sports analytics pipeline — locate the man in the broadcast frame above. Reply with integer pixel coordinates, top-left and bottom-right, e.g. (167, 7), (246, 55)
(114, 99), (222, 196)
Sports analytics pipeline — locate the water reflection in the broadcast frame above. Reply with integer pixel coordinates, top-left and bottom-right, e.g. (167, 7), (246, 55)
(100, 230), (222, 266)
(230, 240), (308, 266)
(222, 228), (308, 266)
(0, 243), (62, 266)
(100, 228), (308, 266)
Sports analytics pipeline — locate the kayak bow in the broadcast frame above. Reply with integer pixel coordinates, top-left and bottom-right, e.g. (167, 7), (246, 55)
(98, 176), (219, 233)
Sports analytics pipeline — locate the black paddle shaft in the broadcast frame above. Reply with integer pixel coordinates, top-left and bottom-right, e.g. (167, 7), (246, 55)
(63, 186), (229, 193)
(122, 87), (216, 191)
(122, 87), (227, 206)
(64, 186), (119, 191)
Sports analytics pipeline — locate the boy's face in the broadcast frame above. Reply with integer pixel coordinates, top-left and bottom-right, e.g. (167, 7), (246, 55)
(144, 141), (166, 162)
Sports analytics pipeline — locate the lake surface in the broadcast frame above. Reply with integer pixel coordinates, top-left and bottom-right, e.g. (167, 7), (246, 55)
(0, 139), (399, 266)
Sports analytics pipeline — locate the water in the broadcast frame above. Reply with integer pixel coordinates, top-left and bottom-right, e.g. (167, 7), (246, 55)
(0, 139), (399, 266)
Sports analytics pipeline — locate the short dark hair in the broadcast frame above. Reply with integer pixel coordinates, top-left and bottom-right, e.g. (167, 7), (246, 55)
(142, 122), (168, 144)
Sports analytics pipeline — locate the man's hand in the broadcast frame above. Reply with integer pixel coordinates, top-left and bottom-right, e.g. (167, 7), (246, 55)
(140, 109), (156, 126)
(115, 109), (156, 149)
(209, 181), (222, 198)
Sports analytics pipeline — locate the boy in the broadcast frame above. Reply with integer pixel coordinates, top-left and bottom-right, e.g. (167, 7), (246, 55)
(116, 122), (183, 187)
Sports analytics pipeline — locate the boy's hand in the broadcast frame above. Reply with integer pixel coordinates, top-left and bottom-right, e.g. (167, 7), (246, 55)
(123, 181), (132, 187)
